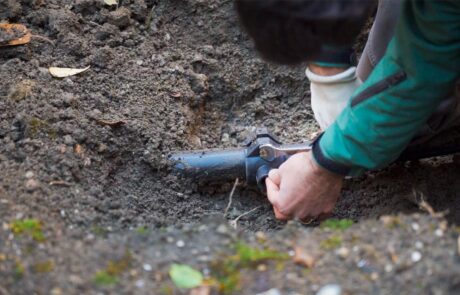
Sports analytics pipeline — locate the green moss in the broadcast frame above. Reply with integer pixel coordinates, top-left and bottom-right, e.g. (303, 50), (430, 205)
(159, 283), (174, 295)
(10, 219), (46, 242)
(28, 117), (57, 140)
(135, 226), (148, 235)
(93, 250), (132, 287)
(210, 242), (289, 294)
(105, 250), (132, 276)
(320, 235), (343, 250)
(28, 118), (49, 136)
(94, 270), (118, 286)
(235, 242), (289, 266)
(14, 261), (25, 279)
(91, 226), (108, 236)
(320, 219), (354, 231)
(33, 260), (54, 273)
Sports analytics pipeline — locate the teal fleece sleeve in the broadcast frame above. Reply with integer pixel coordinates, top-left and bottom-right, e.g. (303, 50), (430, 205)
(313, 0), (460, 176)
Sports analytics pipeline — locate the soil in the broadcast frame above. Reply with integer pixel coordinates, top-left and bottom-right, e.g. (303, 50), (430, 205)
(1, 0), (460, 294)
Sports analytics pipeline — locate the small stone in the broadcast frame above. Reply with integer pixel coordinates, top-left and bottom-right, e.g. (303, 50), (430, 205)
(384, 264), (393, 273)
(415, 241), (424, 249)
(411, 251), (422, 263)
(60, 210), (66, 217)
(257, 264), (267, 271)
(256, 288), (281, 295)
(370, 272), (379, 281)
(143, 263), (152, 271)
(189, 135), (202, 147)
(25, 171), (34, 179)
(435, 229), (444, 237)
(216, 224), (228, 234)
(316, 284), (342, 295)
(335, 247), (350, 259)
(176, 240), (185, 247)
(108, 7), (131, 29)
(255, 231), (266, 242)
(221, 133), (230, 143)
(25, 179), (40, 192)
(135, 279), (145, 288)
(63, 135), (75, 145)
(411, 223), (420, 231)
(293, 246), (315, 268)
(166, 236), (174, 243)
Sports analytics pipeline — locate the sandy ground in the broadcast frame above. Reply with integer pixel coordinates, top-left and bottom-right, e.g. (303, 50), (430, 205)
(1, 0), (460, 294)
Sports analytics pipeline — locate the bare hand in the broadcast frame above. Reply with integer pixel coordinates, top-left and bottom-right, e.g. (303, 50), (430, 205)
(265, 152), (343, 220)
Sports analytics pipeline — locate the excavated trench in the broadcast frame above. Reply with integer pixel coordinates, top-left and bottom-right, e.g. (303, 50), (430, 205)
(3, 0), (460, 236)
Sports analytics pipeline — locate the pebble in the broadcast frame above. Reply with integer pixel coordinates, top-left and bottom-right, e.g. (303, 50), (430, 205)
(166, 236), (174, 243)
(63, 135), (75, 145)
(384, 264), (393, 273)
(25, 171), (34, 179)
(335, 247), (350, 259)
(143, 263), (152, 271)
(135, 279), (145, 288)
(176, 240), (185, 247)
(221, 133), (230, 143)
(256, 289), (281, 295)
(316, 284), (342, 295)
(25, 179), (40, 192)
(411, 251), (422, 263)
(415, 241), (424, 249)
(435, 229), (444, 237)
(216, 224), (228, 234)
(411, 223), (420, 231)
(108, 7), (131, 29)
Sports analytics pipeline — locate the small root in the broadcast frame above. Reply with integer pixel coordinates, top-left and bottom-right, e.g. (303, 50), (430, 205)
(412, 189), (448, 219)
(229, 206), (261, 230)
(223, 178), (239, 218)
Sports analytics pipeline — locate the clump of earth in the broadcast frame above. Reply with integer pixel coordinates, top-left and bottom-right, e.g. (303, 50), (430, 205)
(2, 0), (460, 294)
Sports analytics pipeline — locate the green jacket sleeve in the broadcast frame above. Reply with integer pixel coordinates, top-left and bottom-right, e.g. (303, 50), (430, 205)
(313, 0), (460, 176)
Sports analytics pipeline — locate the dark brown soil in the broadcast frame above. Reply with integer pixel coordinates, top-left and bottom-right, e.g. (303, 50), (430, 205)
(2, 0), (460, 294)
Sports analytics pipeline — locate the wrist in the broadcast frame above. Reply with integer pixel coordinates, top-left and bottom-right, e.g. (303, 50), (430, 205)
(307, 151), (343, 179)
(308, 63), (348, 76)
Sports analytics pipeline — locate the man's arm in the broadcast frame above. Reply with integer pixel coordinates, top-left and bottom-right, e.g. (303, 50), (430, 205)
(266, 0), (460, 221)
(315, 0), (460, 176)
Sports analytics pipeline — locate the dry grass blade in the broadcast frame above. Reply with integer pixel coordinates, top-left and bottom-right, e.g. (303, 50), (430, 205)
(49, 180), (71, 187)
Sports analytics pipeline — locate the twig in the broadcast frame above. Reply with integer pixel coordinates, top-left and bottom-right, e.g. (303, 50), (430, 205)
(229, 206), (261, 230)
(224, 178), (239, 218)
(49, 180), (71, 187)
(31, 35), (55, 47)
(412, 189), (448, 218)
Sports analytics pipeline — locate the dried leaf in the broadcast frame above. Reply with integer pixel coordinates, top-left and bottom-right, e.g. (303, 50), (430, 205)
(104, 0), (118, 5)
(74, 144), (83, 155)
(94, 119), (126, 128)
(292, 246), (315, 268)
(189, 286), (211, 295)
(49, 66), (90, 78)
(0, 23), (31, 47)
